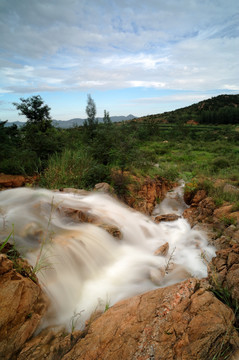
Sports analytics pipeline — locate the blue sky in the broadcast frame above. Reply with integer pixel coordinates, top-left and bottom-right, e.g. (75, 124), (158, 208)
(0, 0), (238, 122)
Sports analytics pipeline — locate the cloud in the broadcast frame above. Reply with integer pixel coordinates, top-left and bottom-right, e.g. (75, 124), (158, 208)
(0, 0), (238, 96)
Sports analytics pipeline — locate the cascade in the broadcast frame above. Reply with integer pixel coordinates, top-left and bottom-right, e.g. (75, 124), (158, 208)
(0, 184), (215, 330)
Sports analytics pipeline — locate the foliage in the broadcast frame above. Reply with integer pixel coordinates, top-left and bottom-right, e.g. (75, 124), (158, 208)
(83, 94), (98, 140)
(13, 95), (52, 131)
(40, 148), (109, 189)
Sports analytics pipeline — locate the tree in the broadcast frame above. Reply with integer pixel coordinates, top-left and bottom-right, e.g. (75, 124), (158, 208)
(12, 95), (61, 170)
(103, 110), (111, 125)
(13, 95), (52, 132)
(83, 94), (98, 140)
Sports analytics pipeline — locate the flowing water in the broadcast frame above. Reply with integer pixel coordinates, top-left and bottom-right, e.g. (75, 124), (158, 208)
(0, 184), (215, 330)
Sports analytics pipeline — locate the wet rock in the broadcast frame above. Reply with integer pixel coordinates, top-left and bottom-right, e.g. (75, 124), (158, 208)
(149, 267), (165, 285)
(0, 255), (48, 360)
(154, 214), (180, 223)
(99, 224), (122, 239)
(58, 279), (238, 360)
(58, 206), (98, 223)
(94, 182), (113, 193)
(59, 188), (89, 196)
(57, 206), (122, 239)
(154, 242), (169, 256)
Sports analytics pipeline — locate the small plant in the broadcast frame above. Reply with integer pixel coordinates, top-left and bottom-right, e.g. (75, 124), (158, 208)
(231, 201), (239, 212)
(70, 310), (84, 332)
(220, 216), (236, 227)
(165, 247), (176, 274)
(0, 228), (13, 252)
(32, 197), (56, 274)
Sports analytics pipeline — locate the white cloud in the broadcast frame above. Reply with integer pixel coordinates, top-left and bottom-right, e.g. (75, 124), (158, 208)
(0, 0), (238, 96)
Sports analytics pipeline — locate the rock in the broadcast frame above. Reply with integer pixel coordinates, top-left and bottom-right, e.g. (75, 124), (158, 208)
(197, 197), (215, 221)
(0, 174), (38, 189)
(0, 255), (48, 360)
(191, 190), (207, 205)
(214, 204), (233, 220)
(17, 326), (83, 360)
(18, 279), (239, 360)
(94, 183), (113, 193)
(125, 176), (170, 215)
(223, 183), (239, 194)
(59, 279), (239, 360)
(57, 206), (122, 238)
(0, 174), (25, 188)
(149, 267), (165, 285)
(99, 224), (122, 239)
(59, 188), (89, 195)
(58, 206), (98, 223)
(208, 245), (239, 302)
(154, 242), (169, 256)
(154, 214), (180, 223)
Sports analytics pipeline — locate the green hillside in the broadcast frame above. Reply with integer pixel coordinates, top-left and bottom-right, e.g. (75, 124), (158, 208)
(137, 94), (239, 125)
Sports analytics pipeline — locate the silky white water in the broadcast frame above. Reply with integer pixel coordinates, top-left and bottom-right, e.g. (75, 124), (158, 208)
(0, 185), (215, 330)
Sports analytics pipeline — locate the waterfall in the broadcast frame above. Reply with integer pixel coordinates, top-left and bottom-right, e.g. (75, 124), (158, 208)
(0, 185), (215, 330)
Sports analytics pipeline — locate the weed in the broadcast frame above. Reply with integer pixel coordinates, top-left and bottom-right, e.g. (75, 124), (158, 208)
(0, 227), (14, 252)
(220, 216), (236, 227)
(231, 201), (239, 212)
(70, 310), (85, 332)
(32, 196), (56, 274)
(165, 247), (176, 274)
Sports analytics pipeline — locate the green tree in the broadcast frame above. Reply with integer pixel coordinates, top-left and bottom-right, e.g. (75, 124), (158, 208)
(83, 94), (98, 140)
(12, 95), (61, 170)
(103, 110), (111, 125)
(13, 95), (52, 132)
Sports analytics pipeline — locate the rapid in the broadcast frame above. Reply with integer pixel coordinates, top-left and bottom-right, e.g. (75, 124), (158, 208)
(0, 183), (215, 330)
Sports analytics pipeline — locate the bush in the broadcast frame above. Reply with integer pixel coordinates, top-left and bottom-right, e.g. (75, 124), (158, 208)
(40, 148), (105, 189)
(212, 157), (230, 173)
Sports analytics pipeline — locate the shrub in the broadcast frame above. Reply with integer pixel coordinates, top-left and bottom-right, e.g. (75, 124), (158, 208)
(40, 148), (102, 189)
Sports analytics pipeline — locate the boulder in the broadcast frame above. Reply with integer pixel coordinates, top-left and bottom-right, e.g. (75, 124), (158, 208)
(18, 279), (239, 360)
(61, 278), (239, 360)
(94, 182), (113, 193)
(0, 254), (48, 360)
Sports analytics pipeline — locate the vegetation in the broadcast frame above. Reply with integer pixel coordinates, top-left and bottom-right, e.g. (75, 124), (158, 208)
(0, 94), (238, 193)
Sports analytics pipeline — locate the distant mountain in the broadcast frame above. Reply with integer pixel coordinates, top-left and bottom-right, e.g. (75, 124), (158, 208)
(4, 114), (136, 128)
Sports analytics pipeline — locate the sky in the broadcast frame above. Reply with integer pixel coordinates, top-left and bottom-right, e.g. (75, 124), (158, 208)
(0, 0), (239, 122)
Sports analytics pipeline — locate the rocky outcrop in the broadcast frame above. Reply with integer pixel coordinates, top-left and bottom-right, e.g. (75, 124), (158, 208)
(208, 244), (239, 303)
(125, 176), (171, 215)
(0, 254), (48, 360)
(17, 278), (239, 360)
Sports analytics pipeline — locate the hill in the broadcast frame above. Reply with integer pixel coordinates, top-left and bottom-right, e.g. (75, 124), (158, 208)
(136, 94), (239, 125)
